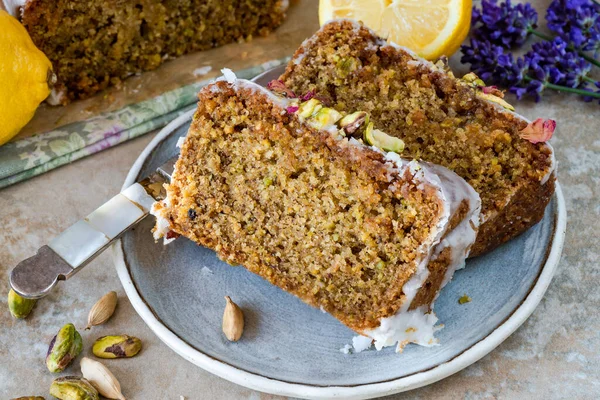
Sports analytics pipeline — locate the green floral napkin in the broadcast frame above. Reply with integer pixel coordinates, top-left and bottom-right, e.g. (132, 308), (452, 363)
(0, 58), (289, 189)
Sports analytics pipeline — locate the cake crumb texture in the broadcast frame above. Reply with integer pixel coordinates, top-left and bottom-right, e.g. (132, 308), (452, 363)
(21, 0), (288, 103)
(280, 20), (556, 256)
(157, 81), (448, 332)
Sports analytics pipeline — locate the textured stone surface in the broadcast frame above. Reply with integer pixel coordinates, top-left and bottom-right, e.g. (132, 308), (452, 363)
(1, 0), (599, 398)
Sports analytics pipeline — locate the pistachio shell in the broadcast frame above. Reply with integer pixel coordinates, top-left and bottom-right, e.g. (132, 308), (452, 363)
(8, 289), (36, 319)
(92, 335), (142, 359)
(85, 291), (118, 330)
(80, 357), (125, 400)
(46, 323), (83, 373)
(222, 296), (244, 342)
(49, 376), (99, 400)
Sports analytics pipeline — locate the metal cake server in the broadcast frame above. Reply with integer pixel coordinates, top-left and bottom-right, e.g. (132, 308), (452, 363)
(10, 159), (176, 299)
(9, 65), (283, 299)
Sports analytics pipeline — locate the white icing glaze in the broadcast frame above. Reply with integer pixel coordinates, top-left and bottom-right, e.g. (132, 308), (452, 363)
(361, 159), (481, 352)
(363, 306), (441, 351)
(157, 75), (480, 352)
(541, 142), (556, 185)
(352, 335), (373, 352)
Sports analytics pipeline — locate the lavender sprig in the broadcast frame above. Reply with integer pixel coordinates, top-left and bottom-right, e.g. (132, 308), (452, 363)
(472, 0), (600, 68)
(546, 0), (600, 54)
(472, 0), (538, 47)
(461, 39), (600, 102)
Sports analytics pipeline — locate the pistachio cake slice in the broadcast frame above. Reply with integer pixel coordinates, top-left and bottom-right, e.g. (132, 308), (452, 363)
(152, 71), (480, 351)
(279, 20), (556, 257)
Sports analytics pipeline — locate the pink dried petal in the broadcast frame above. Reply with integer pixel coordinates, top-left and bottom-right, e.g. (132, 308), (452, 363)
(267, 80), (296, 98)
(286, 106), (299, 114)
(482, 85), (504, 98)
(300, 90), (316, 101)
(519, 118), (556, 144)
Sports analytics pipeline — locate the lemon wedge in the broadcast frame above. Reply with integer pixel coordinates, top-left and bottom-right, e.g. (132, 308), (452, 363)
(319, 0), (472, 60)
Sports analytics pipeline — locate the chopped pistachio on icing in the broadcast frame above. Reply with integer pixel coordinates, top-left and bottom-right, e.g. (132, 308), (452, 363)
(364, 122), (405, 153)
(267, 81), (403, 153)
(519, 118), (556, 144)
(476, 92), (515, 111)
(462, 72), (514, 110)
(458, 294), (472, 304)
(297, 98), (323, 118)
(339, 111), (369, 135)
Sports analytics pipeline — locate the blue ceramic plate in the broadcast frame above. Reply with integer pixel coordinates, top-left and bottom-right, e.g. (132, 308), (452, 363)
(114, 68), (566, 400)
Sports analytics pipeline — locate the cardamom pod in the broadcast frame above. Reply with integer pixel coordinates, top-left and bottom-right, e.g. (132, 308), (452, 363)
(92, 335), (142, 359)
(80, 357), (125, 400)
(49, 376), (99, 400)
(222, 296), (244, 342)
(85, 291), (118, 330)
(46, 323), (83, 373)
(8, 289), (37, 319)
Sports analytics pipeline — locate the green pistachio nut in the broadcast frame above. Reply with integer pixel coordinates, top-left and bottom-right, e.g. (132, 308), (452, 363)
(11, 397), (46, 400)
(476, 92), (515, 111)
(92, 335), (142, 359)
(46, 323), (83, 373)
(462, 72), (486, 87)
(49, 376), (99, 400)
(336, 57), (360, 78)
(297, 98), (322, 119)
(8, 289), (36, 319)
(308, 107), (343, 130)
(338, 111), (369, 135)
(364, 123), (405, 153)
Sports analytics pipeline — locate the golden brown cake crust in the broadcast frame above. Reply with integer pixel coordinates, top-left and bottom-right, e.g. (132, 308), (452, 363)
(21, 0), (288, 104)
(279, 20), (555, 257)
(155, 80), (462, 332)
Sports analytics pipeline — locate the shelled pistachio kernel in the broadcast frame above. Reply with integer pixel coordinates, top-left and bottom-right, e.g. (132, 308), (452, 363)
(49, 376), (99, 400)
(297, 98), (322, 119)
(92, 335), (142, 359)
(46, 323), (83, 373)
(338, 111), (369, 135)
(8, 289), (36, 319)
(364, 123), (405, 153)
(309, 107), (343, 129)
(11, 397), (46, 400)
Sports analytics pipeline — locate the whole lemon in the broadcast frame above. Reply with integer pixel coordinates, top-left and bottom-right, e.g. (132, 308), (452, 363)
(0, 10), (55, 146)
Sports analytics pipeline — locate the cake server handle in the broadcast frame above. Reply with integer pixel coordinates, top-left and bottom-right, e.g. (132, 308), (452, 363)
(9, 161), (175, 299)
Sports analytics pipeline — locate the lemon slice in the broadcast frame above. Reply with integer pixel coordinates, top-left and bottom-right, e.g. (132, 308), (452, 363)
(319, 0), (472, 60)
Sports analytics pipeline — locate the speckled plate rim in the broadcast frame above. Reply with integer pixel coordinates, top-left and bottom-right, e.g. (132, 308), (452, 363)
(113, 108), (567, 400)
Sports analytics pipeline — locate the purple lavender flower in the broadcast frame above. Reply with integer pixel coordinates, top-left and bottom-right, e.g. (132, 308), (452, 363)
(461, 40), (528, 86)
(527, 37), (592, 88)
(472, 0), (539, 48)
(462, 36), (599, 102)
(546, 0), (600, 53)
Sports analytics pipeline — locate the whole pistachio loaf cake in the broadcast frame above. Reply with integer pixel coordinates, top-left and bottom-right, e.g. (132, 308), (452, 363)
(279, 20), (556, 257)
(4, 0), (288, 104)
(152, 71), (481, 351)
